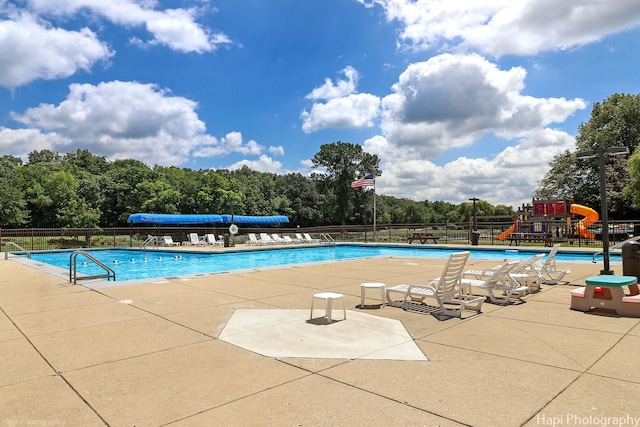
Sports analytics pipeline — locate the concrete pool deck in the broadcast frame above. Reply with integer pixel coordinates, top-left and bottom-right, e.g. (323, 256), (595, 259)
(1, 245), (639, 426)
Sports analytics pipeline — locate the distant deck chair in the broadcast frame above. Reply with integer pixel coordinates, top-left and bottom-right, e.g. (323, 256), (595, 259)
(247, 233), (262, 245)
(385, 251), (484, 318)
(535, 244), (570, 284)
(260, 233), (276, 245)
(294, 233), (306, 243)
(187, 233), (205, 246)
(463, 261), (528, 305)
(204, 234), (222, 246)
(162, 236), (180, 246)
(271, 233), (286, 244)
(303, 233), (320, 243)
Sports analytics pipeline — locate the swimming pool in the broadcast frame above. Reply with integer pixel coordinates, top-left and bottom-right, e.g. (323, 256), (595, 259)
(25, 244), (615, 282)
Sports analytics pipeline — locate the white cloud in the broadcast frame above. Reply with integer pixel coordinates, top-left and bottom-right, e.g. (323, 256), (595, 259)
(358, 0), (640, 56)
(0, 127), (72, 160)
(0, 13), (112, 87)
(193, 132), (264, 158)
(8, 81), (262, 166)
(226, 155), (282, 173)
(302, 66), (381, 132)
(268, 146), (285, 156)
(364, 128), (576, 207)
(24, 0), (231, 53)
(301, 93), (381, 133)
(305, 66), (360, 100)
(379, 53), (586, 157)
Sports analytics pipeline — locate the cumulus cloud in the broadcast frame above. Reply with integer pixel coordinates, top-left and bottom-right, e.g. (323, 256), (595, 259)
(379, 53), (586, 157)
(301, 93), (381, 133)
(226, 155), (283, 173)
(301, 66), (381, 132)
(193, 131), (264, 158)
(0, 13), (112, 88)
(0, 127), (72, 159)
(268, 146), (285, 156)
(358, 0), (640, 56)
(305, 66), (360, 101)
(24, 0), (231, 53)
(8, 81), (264, 166)
(364, 128), (576, 206)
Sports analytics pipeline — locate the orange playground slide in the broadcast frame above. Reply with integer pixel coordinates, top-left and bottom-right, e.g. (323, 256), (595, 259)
(494, 220), (518, 241)
(570, 203), (598, 239)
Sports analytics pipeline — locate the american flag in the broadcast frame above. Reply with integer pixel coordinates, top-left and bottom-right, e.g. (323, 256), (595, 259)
(351, 173), (375, 188)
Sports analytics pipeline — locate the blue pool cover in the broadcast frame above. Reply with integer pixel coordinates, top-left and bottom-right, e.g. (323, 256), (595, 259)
(127, 213), (289, 224)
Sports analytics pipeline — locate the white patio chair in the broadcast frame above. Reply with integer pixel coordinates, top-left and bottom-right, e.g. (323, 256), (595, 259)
(534, 244), (570, 284)
(386, 251), (484, 318)
(463, 261), (528, 305)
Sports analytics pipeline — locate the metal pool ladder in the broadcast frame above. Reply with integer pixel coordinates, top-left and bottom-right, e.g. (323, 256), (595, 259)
(69, 251), (116, 284)
(4, 242), (31, 260)
(320, 233), (336, 246)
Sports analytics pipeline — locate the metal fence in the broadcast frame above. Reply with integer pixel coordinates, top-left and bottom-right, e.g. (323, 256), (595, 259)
(1, 219), (639, 252)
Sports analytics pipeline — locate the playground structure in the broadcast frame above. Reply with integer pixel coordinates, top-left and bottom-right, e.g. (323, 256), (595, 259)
(494, 199), (599, 241)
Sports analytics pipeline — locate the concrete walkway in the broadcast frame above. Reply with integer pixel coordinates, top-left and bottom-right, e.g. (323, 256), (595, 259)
(1, 247), (639, 426)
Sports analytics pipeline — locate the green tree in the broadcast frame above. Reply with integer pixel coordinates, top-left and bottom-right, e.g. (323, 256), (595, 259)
(311, 141), (380, 225)
(537, 93), (640, 218)
(0, 155), (29, 227)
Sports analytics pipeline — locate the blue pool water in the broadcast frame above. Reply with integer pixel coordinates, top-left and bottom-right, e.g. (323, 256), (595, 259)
(27, 245), (615, 282)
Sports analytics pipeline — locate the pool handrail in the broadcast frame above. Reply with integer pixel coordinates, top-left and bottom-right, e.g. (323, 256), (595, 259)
(69, 250), (116, 284)
(4, 242), (31, 260)
(592, 235), (640, 263)
(320, 233), (335, 246)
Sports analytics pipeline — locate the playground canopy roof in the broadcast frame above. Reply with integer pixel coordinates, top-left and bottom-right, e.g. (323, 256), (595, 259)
(126, 213), (289, 225)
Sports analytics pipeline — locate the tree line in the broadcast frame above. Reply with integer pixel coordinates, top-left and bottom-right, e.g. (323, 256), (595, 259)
(2, 92), (639, 229)
(0, 142), (514, 229)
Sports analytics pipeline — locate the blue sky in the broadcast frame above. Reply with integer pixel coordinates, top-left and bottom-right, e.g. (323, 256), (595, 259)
(2, 1), (640, 208)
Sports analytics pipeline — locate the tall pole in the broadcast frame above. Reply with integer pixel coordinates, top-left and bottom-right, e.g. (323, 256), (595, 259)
(576, 146), (629, 275)
(373, 177), (377, 242)
(469, 197), (479, 231)
(598, 153), (611, 274)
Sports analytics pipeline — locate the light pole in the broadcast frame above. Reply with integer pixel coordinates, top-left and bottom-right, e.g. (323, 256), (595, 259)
(576, 146), (629, 275)
(469, 197), (479, 231)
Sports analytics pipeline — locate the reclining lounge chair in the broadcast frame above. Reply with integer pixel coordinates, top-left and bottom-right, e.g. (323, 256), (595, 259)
(385, 251), (484, 318)
(463, 261), (528, 305)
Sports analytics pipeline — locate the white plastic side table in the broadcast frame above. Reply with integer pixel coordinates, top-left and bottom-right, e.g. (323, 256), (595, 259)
(360, 282), (386, 308)
(310, 292), (346, 323)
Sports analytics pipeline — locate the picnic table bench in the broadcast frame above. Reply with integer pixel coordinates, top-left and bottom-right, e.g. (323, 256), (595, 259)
(407, 233), (439, 244)
(571, 275), (640, 317)
(508, 232), (552, 247)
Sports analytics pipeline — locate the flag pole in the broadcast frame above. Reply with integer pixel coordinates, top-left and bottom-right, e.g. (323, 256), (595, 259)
(373, 174), (376, 242)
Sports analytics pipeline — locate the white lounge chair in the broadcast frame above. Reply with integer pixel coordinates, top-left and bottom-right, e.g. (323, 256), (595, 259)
(186, 232), (205, 246)
(385, 251), (484, 318)
(535, 244), (570, 284)
(260, 233), (276, 245)
(204, 234), (222, 246)
(463, 261), (528, 305)
(271, 233), (286, 244)
(463, 253), (545, 294)
(247, 233), (262, 245)
(303, 233), (320, 243)
(294, 233), (306, 243)
(162, 236), (180, 246)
